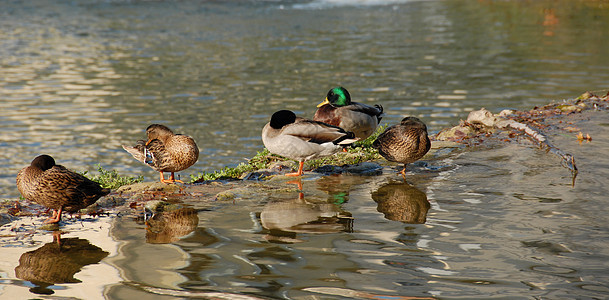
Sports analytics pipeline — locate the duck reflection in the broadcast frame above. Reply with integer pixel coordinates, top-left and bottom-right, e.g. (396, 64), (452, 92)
(371, 181), (430, 224)
(316, 175), (369, 204)
(146, 207), (199, 244)
(14, 232), (109, 295)
(260, 192), (352, 243)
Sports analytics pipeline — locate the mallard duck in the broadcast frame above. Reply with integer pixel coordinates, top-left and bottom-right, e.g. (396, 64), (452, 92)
(122, 124), (199, 183)
(16, 155), (111, 224)
(262, 110), (358, 176)
(314, 86), (384, 140)
(372, 117), (431, 178)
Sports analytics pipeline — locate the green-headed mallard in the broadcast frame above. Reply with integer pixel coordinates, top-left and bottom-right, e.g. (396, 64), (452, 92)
(16, 155), (110, 224)
(262, 110), (358, 176)
(122, 124), (199, 183)
(314, 86), (384, 140)
(372, 117), (431, 178)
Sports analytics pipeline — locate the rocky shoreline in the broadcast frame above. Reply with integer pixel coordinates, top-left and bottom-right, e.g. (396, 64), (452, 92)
(1, 91), (608, 230)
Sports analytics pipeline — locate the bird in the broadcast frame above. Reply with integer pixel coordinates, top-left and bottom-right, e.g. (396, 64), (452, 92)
(313, 86), (384, 140)
(262, 110), (358, 176)
(16, 155), (111, 224)
(122, 124), (199, 183)
(372, 117), (431, 178)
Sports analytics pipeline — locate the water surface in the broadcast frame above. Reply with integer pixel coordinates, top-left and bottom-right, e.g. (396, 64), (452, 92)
(2, 0), (609, 196)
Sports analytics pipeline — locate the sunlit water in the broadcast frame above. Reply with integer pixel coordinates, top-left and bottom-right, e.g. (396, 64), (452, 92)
(1, 0), (609, 299)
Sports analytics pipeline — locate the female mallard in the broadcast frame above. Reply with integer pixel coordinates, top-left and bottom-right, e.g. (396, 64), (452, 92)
(262, 110), (358, 176)
(372, 117), (431, 178)
(16, 155), (110, 224)
(122, 124), (199, 183)
(314, 86), (384, 140)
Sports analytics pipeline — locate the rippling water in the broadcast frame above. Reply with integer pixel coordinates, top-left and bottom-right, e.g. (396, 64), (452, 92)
(1, 0), (609, 299)
(2, 0), (609, 197)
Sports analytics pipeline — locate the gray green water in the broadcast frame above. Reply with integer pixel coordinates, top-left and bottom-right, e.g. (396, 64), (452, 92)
(1, 0), (609, 299)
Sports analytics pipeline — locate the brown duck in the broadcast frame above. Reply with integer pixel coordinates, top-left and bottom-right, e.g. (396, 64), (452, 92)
(16, 155), (110, 224)
(122, 124), (199, 183)
(372, 117), (431, 178)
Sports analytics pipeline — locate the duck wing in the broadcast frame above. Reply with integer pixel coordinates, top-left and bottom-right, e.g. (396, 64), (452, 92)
(123, 138), (172, 171)
(282, 119), (357, 145)
(142, 139), (174, 171)
(350, 102), (384, 122)
(36, 165), (109, 211)
(372, 125), (400, 161)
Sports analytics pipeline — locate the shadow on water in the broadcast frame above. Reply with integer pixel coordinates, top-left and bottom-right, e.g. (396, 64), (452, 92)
(14, 232), (109, 295)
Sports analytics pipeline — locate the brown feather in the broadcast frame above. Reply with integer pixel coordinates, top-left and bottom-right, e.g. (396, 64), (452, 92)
(123, 124), (199, 174)
(373, 117), (431, 165)
(314, 102), (383, 139)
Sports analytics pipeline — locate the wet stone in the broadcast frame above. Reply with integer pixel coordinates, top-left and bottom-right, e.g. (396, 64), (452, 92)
(88, 196), (126, 210)
(343, 162), (383, 175)
(314, 162), (383, 176)
(0, 213), (17, 227)
(313, 165), (345, 175)
(116, 182), (182, 194)
(215, 190), (237, 201)
(37, 223), (60, 231)
(241, 170), (276, 181)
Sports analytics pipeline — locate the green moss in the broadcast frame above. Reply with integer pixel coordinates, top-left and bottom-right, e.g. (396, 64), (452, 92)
(83, 164), (144, 190)
(353, 123), (387, 148)
(190, 149), (283, 182)
(189, 126), (386, 182)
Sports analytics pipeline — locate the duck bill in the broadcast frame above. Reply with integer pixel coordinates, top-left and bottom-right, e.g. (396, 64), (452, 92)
(317, 97), (331, 108)
(145, 139), (152, 146)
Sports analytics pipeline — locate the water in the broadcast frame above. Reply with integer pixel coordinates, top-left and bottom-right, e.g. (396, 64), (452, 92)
(1, 0), (609, 298)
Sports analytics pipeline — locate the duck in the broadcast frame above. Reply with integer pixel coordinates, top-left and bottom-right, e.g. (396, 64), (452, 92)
(372, 117), (431, 178)
(122, 124), (199, 183)
(16, 155), (111, 224)
(262, 110), (358, 176)
(313, 86), (384, 140)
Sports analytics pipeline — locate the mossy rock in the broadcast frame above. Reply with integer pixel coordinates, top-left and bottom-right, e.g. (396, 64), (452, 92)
(215, 190), (237, 201)
(117, 182), (182, 194)
(435, 124), (477, 141)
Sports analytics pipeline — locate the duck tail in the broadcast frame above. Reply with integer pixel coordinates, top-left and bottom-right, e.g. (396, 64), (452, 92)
(375, 104), (384, 122)
(334, 131), (359, 145)
(122, 140), (147, 164)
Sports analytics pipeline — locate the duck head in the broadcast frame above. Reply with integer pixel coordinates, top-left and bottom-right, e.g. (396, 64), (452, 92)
(269, 110), (297, 129)
(31, 155), (56, 171)
(145, 124), (174, 144)
(317, 87), (351, 108)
